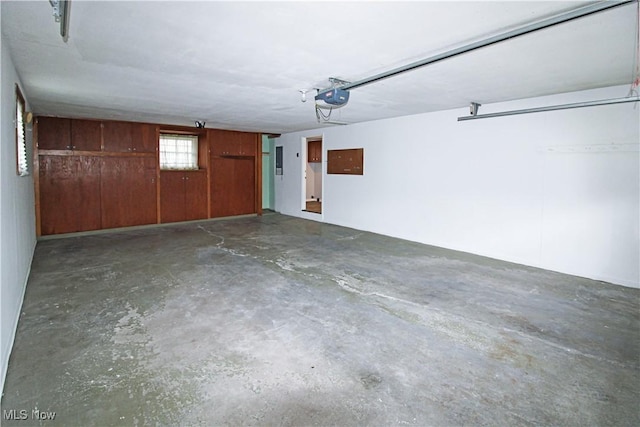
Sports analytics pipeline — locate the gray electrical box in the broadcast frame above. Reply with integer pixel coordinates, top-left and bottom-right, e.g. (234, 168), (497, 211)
(275, 146), (283, 175)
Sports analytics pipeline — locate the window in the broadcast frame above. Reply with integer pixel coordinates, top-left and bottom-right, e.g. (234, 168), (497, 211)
(16, 86), (28, 176)
(159, 134), (198, 170)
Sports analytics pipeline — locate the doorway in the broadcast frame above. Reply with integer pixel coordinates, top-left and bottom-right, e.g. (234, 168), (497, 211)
(304, 136), (322, 214)
(262, 135), (275, 211)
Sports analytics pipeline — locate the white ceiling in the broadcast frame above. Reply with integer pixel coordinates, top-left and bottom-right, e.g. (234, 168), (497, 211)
(1, 1), (637, 134)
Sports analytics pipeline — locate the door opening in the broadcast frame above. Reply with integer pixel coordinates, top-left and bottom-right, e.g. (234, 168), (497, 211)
(304, 136), (322, 214)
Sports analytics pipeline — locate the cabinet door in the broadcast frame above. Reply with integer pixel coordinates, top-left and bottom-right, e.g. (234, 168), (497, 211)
(210, 130), (256, 156)
(103, 121), (133, 152)
(39, 156), (101, 235)
(76, 156), (103, 231)
(308, 140), (322, 163)
(101, 157), (157, 228)
(209, 129), (233, 156)
(211, 157), (235, 217)
(160, 171), (186, 223)
(131, 123), (157, 153)
(71, 119), (102, 151)
(37, 117), (71, 150)
(232, 158), (256, 215)
(238, 133), (257, 156)
(184, 171), (208, 221)
(39, 156), (79, 234)
(307, 141), (314, 163)
(211, 157), (255, 217)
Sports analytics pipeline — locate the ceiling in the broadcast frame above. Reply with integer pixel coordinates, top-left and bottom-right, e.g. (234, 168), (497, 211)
(1, 1), (637, 134)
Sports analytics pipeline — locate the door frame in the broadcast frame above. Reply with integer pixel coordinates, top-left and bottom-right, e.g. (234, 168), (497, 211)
(301, 135), (323, 215)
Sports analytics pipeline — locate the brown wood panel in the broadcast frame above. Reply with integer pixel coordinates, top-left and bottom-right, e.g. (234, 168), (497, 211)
(132, 123), (157, 153)
(256, 137), (262, 216)
(210, 129), (257, 156)
(38, 156), (101, 235)
(37, 117), (71, 150)
(39, 156), (79, 234)
(160, 171), (185, 223)
(209, 129), (233, 156)
(308, 140), (322, 162)
(101, 157), (157, 228)
(327, 148), (364, 175)
(76, 156), (102, 231)
(198, 133), (209, 169)
(37, 150), (155, 158)
(71, 119), (102, 151)
(210, 157), (234, 217)
(184, 171), (208, 221)
(103, 121), (133, 152)
(238, 133), (257, 156)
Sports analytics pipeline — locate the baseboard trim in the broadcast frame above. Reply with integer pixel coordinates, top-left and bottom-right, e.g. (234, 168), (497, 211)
(1, 239), (36, 397)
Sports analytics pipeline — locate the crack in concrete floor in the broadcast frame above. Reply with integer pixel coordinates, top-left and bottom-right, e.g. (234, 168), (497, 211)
(2, 214), (639, 426)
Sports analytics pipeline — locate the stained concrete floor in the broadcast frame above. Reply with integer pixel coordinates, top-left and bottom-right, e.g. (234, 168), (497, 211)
(2, 213), (639, 426)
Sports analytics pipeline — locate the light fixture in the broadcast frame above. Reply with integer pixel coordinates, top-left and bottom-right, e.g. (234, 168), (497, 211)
(49, 0), (70, 42)
(458, 97), (639, 121)
(470, 102), (481, 116)
(195, 120), (206, 128)
(299, 90), (308, 103)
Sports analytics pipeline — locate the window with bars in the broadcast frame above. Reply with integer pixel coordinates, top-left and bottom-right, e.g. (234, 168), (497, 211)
(159, 134), (199, 170)
(16, 86), (28, 176)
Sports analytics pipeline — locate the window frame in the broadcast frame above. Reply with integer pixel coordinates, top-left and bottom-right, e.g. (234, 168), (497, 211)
(15, 85), (29, 176)
(159, 133), (200, 171)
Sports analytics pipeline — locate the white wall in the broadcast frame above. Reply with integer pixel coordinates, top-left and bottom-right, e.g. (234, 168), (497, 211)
(275, 86), (639, 288)
(0, 20), (37, 394)
(306, 162), (322, 201)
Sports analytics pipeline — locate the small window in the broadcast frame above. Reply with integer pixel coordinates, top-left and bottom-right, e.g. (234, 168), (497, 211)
(16, 86), (28, 176)
(159, 134), (198, 170)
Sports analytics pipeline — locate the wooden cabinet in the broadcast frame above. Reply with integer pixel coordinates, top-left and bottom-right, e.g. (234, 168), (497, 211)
(37, 118), (156, 153)
(327, 148), (364, 175)
(209, 129), (259, 218)
(38, 155), (158, 234)
(308, 140), (322, 163)
(39, 155), (101, 234)
(103, 121), (156, 153)
(211, 157), (255, 218)
(160, 170), (207, 223)
(35, 115), (262, 235)
(185, 172), (208, 221)
(100, 157), (157, 228)
(71, 119), (102, 151)
(37, 117), (71, 150)
(209, 129), (257, 156)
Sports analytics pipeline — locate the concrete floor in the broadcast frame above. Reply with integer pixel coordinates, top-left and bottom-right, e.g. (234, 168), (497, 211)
(2, 213), (639, 426)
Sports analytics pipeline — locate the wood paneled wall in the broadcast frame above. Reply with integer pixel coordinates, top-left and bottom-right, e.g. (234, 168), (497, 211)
(35, 117), (262, 236)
